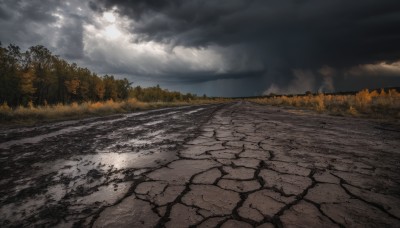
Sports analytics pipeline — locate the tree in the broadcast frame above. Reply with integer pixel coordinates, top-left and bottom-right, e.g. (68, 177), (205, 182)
(0, 42), (143, 106)
(116, 78), (131, 100)
(103, 75), (117, 100)
(28, 45), (54, 105)
(18, 68), (36, 105)
(94, 77), (105, 100)
(65, 78), (80, 101)
(0, 44), (21, 106)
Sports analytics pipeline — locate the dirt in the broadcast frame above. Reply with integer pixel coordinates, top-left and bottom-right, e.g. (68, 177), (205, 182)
(0, 102), (399, 227)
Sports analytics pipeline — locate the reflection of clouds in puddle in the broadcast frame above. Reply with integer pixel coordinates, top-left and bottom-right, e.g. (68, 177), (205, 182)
(126, 139), (152, 145)
(12, 149), (176, 224)
(47, 184), (67, 202)
(98, 127), (167, 153)
(35, 150), (173, 179)
(144, 120), (164, 126)
(147, 130), (165, 137)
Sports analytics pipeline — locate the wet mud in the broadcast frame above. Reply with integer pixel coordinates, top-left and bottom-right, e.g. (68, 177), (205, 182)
(0, 102), (399, 227)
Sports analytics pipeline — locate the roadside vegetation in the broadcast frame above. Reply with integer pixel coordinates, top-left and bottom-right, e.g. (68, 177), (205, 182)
(0, 43), (226, 124)
(251, 89), (400, 119)
(2, 43), (398, 123)
(0, 98), (226, 124)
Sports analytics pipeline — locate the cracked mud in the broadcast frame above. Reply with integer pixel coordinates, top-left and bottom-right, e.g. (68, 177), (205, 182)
(1, 102), (400, 227)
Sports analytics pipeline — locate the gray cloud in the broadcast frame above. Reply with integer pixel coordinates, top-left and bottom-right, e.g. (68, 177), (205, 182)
(1, 0), (399, 96)
(93, 0), (400, 67)
(56, 15), (85, 59)
(87, 0), (400, 94)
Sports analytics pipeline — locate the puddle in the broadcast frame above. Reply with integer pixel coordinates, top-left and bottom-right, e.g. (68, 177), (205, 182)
(34, 150), (176, 178)
(0, 103), (219, 226)
(185, 108), (205, 115)
(0, 108), (177, 149)
(144, 120), (164, 126)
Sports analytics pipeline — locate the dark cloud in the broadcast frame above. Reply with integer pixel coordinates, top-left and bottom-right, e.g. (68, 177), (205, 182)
(85, 0), (400, 94)
(1, 0), (399, 96)
(94, 0), (400, 68)
(56, 14), (85, 59)
(0, 0), (87, 59)
(0, 0), (60, 49)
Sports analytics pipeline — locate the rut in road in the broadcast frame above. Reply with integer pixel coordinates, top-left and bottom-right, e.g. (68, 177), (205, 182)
(1, 102), (400, 227)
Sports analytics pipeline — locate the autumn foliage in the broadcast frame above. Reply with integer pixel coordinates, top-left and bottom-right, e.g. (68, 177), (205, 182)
(0, 43), (219, 124)
(0, 43), (134, 107)
(251, 89), (400, 118)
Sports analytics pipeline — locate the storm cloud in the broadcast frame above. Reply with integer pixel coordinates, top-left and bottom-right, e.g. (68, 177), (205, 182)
(1, 0), (400, 96)
(94, 0), (400, 65)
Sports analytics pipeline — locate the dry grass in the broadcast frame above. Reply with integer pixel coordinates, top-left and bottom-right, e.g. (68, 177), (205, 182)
(0, 98), (228, 125)
(250, 89), (400, 119)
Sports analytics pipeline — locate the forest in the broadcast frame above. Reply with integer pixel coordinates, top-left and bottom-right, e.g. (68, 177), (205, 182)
(0, 43), (199, 107)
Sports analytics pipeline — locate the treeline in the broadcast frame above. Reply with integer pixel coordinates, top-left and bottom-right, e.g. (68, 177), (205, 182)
(129, 85), (198, 102)
(0, 43), (131, 106)
(0, 43), (201, 107)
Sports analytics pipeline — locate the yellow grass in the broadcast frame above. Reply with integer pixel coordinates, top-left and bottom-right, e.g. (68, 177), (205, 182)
(250, 89), (400, 119)
(0, 98), (228, 125)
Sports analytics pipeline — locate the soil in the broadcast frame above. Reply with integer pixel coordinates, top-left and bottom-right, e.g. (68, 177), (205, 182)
(0, 102), (399, 227)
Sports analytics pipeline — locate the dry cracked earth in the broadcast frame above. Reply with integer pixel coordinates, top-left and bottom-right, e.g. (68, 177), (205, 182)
(1, 102), (400, 227)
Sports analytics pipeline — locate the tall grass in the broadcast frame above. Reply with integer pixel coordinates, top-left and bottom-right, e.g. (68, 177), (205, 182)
(251, 89), (400, 118)
(0, 98), (228, 124)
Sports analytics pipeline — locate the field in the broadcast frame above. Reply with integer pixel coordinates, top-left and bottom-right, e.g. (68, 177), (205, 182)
(2, 89), (399, 126)
(250, 89), (400, 119)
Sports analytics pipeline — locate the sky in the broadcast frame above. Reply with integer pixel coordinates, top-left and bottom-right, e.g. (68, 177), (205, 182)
(1, 0), (400, 97)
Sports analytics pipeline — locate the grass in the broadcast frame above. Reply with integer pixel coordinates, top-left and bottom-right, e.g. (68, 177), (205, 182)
(250, 89), (400, 119)
(0, 98), (228, 125)
(2, 88), (398, 125)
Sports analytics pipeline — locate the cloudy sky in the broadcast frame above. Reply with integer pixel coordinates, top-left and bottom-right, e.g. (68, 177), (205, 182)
(1, 0), (400, 97)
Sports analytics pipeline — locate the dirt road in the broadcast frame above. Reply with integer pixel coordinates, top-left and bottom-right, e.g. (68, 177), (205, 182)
(1, 102), (400, 227)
